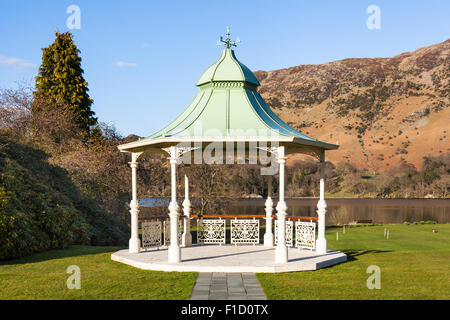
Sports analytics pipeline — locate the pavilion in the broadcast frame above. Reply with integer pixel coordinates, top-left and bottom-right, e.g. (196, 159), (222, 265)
(111, 29), (346, 272)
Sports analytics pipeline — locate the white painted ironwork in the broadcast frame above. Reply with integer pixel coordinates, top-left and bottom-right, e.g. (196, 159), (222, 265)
(316, 150), (327, 254)
(274, 145), (288, 263)
(129, 152), (143, 254)
(141, 220), (162, 249)
(163, 219), (182, 246)
(295, 221), (316, 250)
(274, 219), (293, 246)
(197, 219), (226, 244)
(256, 146), (281, 157)
(230, 218), (260, 245)
(162, 146), (200, 160)
(182, 174), (192, 247)
(263, 175), (274, 247)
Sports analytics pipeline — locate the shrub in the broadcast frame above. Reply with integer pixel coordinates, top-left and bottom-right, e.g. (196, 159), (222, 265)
(0, 156), (91, 260)
(0, 132), (128, 260)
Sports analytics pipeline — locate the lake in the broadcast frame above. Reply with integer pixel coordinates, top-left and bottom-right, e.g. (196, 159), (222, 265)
(140, 198), (450, 225)
(230, 198), (450, 225)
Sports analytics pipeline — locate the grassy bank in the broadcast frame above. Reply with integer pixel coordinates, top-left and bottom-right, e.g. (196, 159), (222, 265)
(257, 223), (450, 299)
(0, 246), (197, 300)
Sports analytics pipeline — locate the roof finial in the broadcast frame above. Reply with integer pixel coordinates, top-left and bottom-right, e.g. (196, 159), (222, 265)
(217, 26), (241, 49)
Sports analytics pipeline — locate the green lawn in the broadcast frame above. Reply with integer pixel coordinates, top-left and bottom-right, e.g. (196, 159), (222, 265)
(1, 224), (449, 300)
(0, 246), (197, 300)
(257, 223), (450, 299)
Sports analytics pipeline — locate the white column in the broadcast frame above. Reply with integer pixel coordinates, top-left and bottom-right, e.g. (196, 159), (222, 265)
(129, 152), (142, 254)
(264, 174), (274, 247)
(316, 150), (327, 254)
(168, 146), (181, 263)
(275, 146), (288, 263)
(182, 172), (192, 247)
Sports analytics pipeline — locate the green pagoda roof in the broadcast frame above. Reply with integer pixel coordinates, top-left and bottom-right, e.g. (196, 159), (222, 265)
(118, 32), (338, 155)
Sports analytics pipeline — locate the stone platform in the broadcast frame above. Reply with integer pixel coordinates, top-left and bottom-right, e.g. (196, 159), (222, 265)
(111, 245), (347, 273)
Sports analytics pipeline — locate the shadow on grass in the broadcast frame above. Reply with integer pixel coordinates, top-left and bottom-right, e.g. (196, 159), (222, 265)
(342, 249), (392, 262)
(0, 245), (125, 266)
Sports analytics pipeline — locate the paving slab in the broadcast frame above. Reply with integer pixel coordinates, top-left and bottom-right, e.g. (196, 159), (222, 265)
(189, 272), (267, 300)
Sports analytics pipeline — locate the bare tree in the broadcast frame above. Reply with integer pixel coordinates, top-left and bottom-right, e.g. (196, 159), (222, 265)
(187, 164), (231, 215)
(0, 83), (32, 135)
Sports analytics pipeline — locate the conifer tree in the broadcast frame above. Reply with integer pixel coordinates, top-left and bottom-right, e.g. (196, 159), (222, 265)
(34, 31), (97, 133)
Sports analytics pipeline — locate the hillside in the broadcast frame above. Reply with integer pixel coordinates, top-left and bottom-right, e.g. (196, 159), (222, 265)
(255, 39), (450, 172)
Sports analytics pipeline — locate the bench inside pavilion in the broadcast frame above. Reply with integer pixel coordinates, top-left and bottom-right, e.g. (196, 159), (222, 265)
(111, 29), (347, 272)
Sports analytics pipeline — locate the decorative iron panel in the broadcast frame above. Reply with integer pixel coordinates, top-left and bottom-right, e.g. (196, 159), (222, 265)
(295, 221), (316, 249)
(274, 220), (293, 246)
(141, 220), (162, 249)
(230, 219), (260, 244)
(197, 219), (226, 244)
(163, 219), (182, 246)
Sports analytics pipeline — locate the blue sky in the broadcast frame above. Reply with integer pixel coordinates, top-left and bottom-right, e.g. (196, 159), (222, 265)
(0, 0), (449, 137)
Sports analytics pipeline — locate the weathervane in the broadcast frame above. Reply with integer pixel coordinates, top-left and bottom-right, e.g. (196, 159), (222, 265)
(216, 26), (241, 49)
